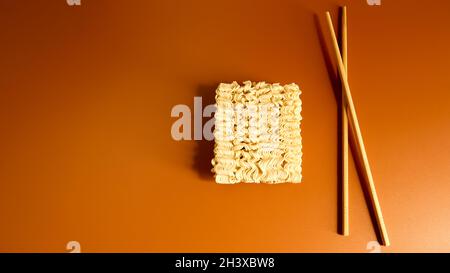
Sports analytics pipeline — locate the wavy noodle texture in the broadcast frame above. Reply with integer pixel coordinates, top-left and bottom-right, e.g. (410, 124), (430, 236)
(212, 81), (302, 184)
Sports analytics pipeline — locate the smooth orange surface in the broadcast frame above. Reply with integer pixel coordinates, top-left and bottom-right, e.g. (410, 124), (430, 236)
(0, 0), (449, 252)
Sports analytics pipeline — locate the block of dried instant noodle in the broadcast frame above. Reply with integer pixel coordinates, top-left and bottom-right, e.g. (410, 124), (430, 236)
(211, 81), (302, 184)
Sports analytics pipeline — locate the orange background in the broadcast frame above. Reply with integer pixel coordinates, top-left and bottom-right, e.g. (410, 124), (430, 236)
(0, 0), (449, 253)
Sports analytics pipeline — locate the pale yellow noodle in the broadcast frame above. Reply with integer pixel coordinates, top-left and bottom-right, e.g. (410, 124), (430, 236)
(212, 81), (302, 184)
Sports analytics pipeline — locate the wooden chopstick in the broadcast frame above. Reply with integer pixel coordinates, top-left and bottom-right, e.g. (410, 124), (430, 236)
(340, 6), (349, 237)
(326, 10), (390, 246)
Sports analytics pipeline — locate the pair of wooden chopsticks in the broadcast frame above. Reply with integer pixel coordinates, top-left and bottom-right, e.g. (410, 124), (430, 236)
(325, 7), (390, 246)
